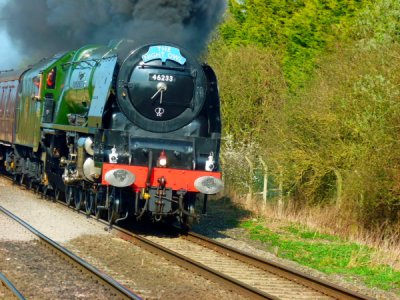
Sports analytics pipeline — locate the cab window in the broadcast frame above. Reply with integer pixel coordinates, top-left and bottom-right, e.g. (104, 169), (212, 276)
(33, 76), (41, 99)
(46, 68), (56, 89)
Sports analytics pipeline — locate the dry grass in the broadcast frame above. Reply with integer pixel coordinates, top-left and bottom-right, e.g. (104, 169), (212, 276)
(229, 191), (400, 271)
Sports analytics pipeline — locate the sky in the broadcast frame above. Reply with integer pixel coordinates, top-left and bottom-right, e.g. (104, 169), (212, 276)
(0, 30), (21, 70)
(0, 0), (21, 70)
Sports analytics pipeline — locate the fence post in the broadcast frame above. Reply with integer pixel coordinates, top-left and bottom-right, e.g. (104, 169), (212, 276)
(259, 158), (268, 206)
(244, 156), (253, 205)
(277, 167), (283, 217)
(333, 168), (342, 208)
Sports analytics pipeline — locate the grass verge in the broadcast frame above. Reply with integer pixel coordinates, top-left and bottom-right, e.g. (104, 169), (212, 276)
(240, 218), (400, 293)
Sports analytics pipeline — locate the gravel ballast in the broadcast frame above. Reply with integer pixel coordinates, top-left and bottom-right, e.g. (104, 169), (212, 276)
(0, 178), (246, 300)
(0, 213), (129, 299)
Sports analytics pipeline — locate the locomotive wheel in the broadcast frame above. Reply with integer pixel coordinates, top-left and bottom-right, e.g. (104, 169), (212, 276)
(85, 190), (94, 216)
(108, 188), (120, 225)
(35, 184), (41, 194)
(94, 196), (102, 219)
(27, 178), (33, 190)
(41, 185), (48, 199)
(19, 174), (25, 185)
(75, 188), (84, 211)
(108, 202), (119, 225)
(181, 204), (195, 230)
(95, 188), (106, 220)
(180, 194), (196, 230)
(13, 174), (20, 185)
(65, 186), (75, 206)
(54, 188), (62, 201)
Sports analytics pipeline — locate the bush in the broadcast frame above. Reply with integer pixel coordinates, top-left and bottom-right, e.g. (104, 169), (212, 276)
(207, 42), (286, 144)
(209, 0), (400, 228)
(280, 43), (400, 224)
(219, 0), (369, 88)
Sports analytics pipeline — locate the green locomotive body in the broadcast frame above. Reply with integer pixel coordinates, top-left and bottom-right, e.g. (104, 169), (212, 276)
(0, 41), (223, 228)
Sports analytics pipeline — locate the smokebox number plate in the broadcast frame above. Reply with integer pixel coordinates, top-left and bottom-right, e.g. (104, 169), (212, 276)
(149, 74), (176, 82)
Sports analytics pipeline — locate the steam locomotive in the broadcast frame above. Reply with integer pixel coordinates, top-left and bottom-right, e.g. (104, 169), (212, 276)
(0, 40), (222, 228)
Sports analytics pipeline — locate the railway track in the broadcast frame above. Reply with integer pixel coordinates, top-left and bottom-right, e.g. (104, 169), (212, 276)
(0, 272), (25, 300)
(1, 175), (375, 299)
(0, 205), (141, 300)
(110, 225), (374, 300)
(179, 231), (374, 299)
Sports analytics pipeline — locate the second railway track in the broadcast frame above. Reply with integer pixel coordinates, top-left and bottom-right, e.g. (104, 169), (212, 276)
(0, 272), (25, 300)
(0, 205), (140, 300)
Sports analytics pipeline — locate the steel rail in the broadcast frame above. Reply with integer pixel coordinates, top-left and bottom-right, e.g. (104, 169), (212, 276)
(0, 205), (141, 300)
(181, 230), (375, 300)
(113, 226), (279, 300)
(0, 272), (26, 300)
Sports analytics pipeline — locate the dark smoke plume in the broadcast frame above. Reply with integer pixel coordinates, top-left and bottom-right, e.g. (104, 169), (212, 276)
(0, 0), (226, 63)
